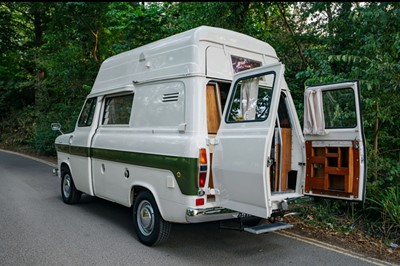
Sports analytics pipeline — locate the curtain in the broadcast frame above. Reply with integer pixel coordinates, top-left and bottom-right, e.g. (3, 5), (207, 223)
(303, 89), (326, 135)
(240, 78), (259, 120)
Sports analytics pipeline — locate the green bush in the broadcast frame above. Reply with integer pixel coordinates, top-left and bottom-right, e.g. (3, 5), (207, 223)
(365, 184), (400, 242)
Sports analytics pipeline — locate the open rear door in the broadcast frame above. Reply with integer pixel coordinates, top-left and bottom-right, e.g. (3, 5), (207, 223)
(212, 62), (284, 218)
(303, 81), (366, 201)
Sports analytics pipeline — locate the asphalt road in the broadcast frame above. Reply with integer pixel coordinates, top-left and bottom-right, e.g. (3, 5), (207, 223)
(0, 150), (394, 266)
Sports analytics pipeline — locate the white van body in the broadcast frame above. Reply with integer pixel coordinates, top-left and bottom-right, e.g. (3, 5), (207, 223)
(53, 26), (366, 246)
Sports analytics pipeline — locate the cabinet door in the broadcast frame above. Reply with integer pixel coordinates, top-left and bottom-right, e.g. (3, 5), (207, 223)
(303, 81), (366, 201)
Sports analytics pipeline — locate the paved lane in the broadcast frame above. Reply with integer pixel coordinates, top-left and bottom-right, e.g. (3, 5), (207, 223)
(0, 150), (393, 266)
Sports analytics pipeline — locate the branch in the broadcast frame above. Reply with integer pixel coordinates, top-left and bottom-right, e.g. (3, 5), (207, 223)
(277, 3), (308, 67)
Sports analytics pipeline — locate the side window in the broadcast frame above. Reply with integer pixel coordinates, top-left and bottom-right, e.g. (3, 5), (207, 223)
(322, 88), (356, 128)
(78, 97), (97, 127)
(102, 94), (133, 125)
(226, 72), (275, 122)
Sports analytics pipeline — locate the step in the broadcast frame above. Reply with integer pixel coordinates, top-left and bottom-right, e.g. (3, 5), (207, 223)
(244, 221), (293, 235)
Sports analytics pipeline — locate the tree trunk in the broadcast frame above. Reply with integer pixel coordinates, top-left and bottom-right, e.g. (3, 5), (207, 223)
(91, 30), (99, 63)
(32, 6), (45, 106)
(373, 103), (380, 180)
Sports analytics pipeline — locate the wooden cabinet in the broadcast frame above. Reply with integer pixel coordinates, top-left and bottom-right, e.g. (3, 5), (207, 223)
(305, 141), (360, 199)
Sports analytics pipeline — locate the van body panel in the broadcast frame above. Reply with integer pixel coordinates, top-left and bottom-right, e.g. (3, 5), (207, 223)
(90, 146), (199, 197)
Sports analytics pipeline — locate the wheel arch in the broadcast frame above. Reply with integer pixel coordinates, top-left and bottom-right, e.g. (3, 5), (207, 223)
(60, 162), (71, 177)
(130, 184), (166, 220)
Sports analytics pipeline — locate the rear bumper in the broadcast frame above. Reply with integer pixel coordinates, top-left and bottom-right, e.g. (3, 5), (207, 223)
(186, 207), (238, 223)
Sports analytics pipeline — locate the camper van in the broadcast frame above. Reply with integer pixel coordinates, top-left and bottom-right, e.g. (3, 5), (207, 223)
(52, 26), (366, 246)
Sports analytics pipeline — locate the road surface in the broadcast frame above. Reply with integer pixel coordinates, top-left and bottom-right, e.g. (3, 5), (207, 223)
(0, 150), (394, 266)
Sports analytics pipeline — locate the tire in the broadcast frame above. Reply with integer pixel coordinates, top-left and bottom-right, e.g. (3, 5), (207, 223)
(61, 169), (82, 204)
(133, 191), (171, 246)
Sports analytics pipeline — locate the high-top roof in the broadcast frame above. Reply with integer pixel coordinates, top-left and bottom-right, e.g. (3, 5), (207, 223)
(90, 26), (278, 96)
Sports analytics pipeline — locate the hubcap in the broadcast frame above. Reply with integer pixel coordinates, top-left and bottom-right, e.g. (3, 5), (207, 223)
(63, 174), (71, 198)
(137, 200), (155, 236)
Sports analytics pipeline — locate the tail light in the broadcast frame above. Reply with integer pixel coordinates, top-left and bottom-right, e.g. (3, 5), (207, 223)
(198, 148), (207, 188)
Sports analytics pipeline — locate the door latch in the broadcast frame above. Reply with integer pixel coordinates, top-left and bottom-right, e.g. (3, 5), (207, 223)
(267, 157), (274, 167)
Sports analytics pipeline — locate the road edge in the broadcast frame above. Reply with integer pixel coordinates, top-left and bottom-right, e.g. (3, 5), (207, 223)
(0, 148), (57, 168)
(276, 231), (397, 266)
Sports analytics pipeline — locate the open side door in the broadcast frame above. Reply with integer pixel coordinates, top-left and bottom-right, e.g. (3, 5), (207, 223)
(303, 81), (366, 201)
(212, 62), (284, 218)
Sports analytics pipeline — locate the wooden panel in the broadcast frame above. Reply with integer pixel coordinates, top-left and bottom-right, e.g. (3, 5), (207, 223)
(209, 153), (214, 188)
(309, 157), (325, 164)
(280, 128), (292, 191)
(206, 85), (220, 134)
(352, 141), (360, 198)
(305, 140), (361, 199)
(274, 144), (280, 191)
(325, 167), (349, 175)
(305, 141), (314, 193)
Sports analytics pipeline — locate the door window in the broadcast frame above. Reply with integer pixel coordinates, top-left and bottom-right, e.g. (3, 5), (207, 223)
(226, 73), (275, 122)
(78, 97), (97, 127)
(322, 88), (356, 128)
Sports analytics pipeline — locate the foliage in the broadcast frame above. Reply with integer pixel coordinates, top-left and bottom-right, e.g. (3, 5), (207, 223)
(365, 184), (400, 242)
(297, 198), (361, 236)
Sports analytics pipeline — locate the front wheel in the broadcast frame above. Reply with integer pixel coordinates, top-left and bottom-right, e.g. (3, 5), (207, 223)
(133, 191), (171, 246)
(61, 170), (82, 204)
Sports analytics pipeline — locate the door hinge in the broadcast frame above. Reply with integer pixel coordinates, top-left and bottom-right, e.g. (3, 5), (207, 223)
(206, 188), (219, 195)
(206, 138), (219, 146)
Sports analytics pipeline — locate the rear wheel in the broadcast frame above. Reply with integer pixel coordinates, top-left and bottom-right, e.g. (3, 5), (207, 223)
(133, 191), (171, 246)
(61, 169), (82, 204)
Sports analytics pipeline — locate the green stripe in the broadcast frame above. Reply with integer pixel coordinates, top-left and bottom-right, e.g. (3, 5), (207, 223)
(70, 145), (90, 157)
(54, 144), (199, 195)
(55, 143), (69, 153)
(55, 144), (90, 157)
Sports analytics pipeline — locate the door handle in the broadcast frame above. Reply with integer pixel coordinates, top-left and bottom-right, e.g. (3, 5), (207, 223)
(69, 135), (73, 145)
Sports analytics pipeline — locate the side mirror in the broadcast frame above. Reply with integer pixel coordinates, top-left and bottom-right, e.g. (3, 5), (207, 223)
(51, 122), (63, 134)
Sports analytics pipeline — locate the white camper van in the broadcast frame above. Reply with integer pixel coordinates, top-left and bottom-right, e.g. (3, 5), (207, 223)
(52, 26), (366, 246)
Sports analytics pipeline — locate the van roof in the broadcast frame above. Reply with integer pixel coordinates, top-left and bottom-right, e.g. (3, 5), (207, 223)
(90, 26), (279, 96)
